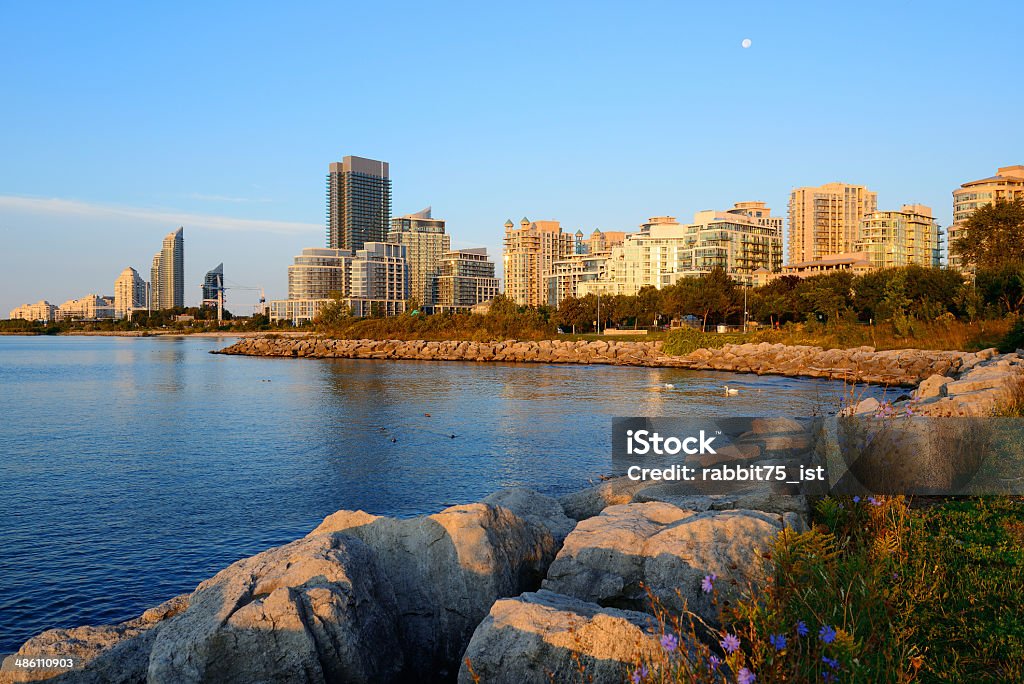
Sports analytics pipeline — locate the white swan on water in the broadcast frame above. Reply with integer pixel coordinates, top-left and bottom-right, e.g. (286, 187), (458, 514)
(663, 383), (675, 389)
(723, 385), (739, 396)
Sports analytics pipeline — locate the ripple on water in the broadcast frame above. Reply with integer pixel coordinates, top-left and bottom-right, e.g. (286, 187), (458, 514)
(0, 336), (887, 651)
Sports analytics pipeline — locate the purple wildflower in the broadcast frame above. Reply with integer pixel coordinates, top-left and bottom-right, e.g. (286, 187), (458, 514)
(631, 665), (648, 683)
(868, 496), (881, 507)
(738, 667), (756, 684)
(720, 633), (741, 654)
(906, 405), (915, 417)
(708, 655), (721, 671)
(660, 633), (678, 652)
(701, 573), (717, 594)
(853, 496), (861, 504)
(769, 633), (787, 651)
(796, 620), (809, 637)
(819, 625), (837, 644)
(822, 655), (840, 670)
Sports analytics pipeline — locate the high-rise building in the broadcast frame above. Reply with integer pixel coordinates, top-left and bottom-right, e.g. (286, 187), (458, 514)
(114, 267), (148, 319)
(268, 244), (407, 322)
(349, 243), (409, 317)
(437, 248), (500, 312)
(502, 218), (575, 307)
(9, 300), (57, 322)
(856, 204), (942, 270)
(287, 248), (353, 300)
(949, 165), (1024, 271)
(327, 156), (392, 251)
(788, 183), (877, 264)
(202, 263), (224, 307)
(387, 207), (449, 309)
(149, 227), (184, 310)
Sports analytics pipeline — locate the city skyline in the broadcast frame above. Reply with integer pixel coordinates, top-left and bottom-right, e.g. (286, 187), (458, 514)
(2, 2), (1023, 315)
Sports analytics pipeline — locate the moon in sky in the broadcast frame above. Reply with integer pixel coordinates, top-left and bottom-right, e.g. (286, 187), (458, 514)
(741, 38), (752, 48)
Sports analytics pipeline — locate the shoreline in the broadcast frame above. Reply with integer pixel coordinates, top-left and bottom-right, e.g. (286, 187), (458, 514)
(212, 336), (995, 387)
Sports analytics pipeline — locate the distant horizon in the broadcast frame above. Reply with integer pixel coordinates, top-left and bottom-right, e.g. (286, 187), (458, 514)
(3, 1), (1022, 315)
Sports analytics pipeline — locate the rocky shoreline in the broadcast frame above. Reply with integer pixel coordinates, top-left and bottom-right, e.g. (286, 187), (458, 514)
(213, 336), (998, 386)
(4, 346), (1023, 683)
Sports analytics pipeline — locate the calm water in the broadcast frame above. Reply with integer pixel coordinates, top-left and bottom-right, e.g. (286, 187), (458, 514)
(0, 335), (876, 652)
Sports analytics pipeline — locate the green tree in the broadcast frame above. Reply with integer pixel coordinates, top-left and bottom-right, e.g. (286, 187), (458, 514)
(951, 198), (1024, 269)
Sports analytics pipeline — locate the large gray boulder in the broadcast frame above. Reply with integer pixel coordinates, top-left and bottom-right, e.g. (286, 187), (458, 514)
(458, 590), (661, 684)
(558, 476), (650, 521)
(482, 487), (576, 545)
(311, 501), (560, 681)
(543, 502), (785, 622)
(147, 533), (403, 684)
(0, 595), (187, 684)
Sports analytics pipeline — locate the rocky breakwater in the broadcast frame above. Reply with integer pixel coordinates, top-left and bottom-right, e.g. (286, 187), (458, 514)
(215, 337), (991, 386)
(677, 342), (984, 386)
(216, 336), (670, 366)
(4, 431), (812, 684)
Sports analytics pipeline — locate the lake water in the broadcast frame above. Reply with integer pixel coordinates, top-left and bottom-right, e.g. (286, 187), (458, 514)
(0, 335), (882, 652)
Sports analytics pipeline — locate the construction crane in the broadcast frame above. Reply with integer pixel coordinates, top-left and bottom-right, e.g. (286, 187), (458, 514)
(201, 280), (265, 323)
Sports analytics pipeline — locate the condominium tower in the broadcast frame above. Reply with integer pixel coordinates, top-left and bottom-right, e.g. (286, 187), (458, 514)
(949, 165), (1024, 271)
(327, 156), (392, 251)
(788, 183), (877, 264)
(856, 204), (942, 270)
(114, 267), (148, 319)
(149, 227), (184, 310)
(269, 244), (408, 322)
(387, 207), (450, 309)
(437, 248), (499, 312)
(502, 218), (574, 307)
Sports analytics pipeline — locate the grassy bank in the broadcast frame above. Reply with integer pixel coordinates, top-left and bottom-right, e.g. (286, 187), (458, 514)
(662, 318), (1014, 355)
(627, 496), (1024, 683)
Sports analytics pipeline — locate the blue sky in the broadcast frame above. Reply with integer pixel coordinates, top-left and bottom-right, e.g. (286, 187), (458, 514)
(2, 1), (1021, 314)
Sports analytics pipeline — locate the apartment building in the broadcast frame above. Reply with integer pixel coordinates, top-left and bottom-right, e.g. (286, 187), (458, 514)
(788, 183), (877, 264)
(387, 207), (449, 309)
(437, 247), (499, 312)
(502, 218), (574, 306)
(948, 165), (1024, 271)
(856, 204), (942, 270)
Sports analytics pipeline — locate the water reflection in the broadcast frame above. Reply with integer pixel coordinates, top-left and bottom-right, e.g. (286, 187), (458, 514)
(0, 336), (883, 654)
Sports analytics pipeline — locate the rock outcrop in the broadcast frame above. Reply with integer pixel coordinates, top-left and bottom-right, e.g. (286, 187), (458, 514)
(1, 595), (187, 684)
(309, 501), (561, 680)
(543, 503), (787, 622)
(458, 590), (661, 684)
(147, 532), (403, 684)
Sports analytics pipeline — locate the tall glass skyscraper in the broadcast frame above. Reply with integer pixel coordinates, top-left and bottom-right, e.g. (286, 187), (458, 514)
(150, 227), (184, 310)
(326, 156), (392, 252)
(202, 263), (224, 306)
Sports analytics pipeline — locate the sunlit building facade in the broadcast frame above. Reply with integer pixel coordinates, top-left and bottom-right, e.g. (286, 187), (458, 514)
(387, 207), (449, 309)
(56, 295), (116, 321)
(114, 266), (148, 319)
(856, 204), (942, 270)
(437, 248), (499, 312)
(502, 218), (575, 307)
(9, 300), (57, 322)
(149, 227), (184, 310)
(327, 156), (391, 252)
(949, 165), (1024, 271)
(788, 183), (877, 264)
(577, 203), (783, 296)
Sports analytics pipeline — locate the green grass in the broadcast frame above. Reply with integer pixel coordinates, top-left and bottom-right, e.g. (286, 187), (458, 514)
(626, 496), (1024, 683)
